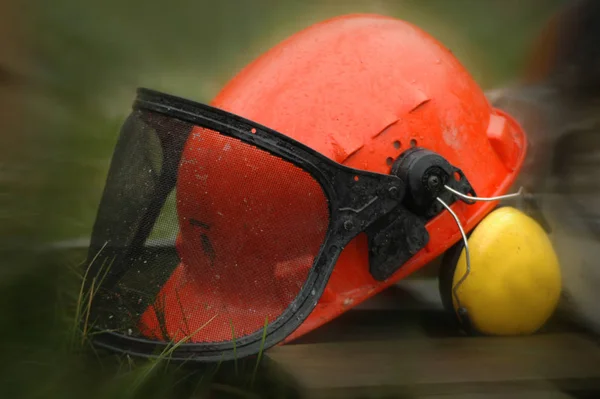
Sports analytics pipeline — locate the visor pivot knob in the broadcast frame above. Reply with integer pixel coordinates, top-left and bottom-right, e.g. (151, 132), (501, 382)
(392, 147), (476, 218)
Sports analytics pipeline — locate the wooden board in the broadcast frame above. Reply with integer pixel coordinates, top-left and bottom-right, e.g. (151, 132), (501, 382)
(50, 242), (600, 397)
(266, 280), (600, 398)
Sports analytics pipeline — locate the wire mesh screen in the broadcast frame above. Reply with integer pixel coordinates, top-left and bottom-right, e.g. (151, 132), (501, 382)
(88, 108), (330, 346)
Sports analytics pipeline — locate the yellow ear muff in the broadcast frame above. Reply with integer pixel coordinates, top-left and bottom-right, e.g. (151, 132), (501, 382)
(439, 206), (562, 336)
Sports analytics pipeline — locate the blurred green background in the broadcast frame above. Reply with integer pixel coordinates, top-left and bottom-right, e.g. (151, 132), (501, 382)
(18, 0), (569, 244)
(0, 0), (569, 398)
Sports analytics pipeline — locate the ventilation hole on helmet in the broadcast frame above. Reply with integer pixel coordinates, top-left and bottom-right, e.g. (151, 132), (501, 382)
(393, 140), (401, 149)
(454, 171), (461, 181)
(353, 175), (359, 182)
(386, 157), (394, 167)
(251, 128), (257, 134)
(410, 139), (417, 147)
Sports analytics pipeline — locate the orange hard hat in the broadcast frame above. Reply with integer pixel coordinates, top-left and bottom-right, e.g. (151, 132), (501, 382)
(87, 14), (526, 362)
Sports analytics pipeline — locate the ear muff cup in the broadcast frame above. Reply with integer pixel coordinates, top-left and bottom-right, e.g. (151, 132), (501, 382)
(438, 206), (562, 336)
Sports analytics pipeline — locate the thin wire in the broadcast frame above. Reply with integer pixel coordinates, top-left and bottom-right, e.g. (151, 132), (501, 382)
(444, 185), (524, 202)
(436, 197), (470, 310)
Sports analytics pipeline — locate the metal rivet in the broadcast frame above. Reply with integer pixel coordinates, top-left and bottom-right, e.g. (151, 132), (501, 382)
(344, 220), (355, 231)
(427, 175), (441, 190)
(388, 186), (400, 199)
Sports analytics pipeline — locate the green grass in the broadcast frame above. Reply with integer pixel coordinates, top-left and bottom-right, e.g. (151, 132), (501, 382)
(2, 0), (568, 397)
(252, 317), (269, 387)
(0, 244), (292, 399)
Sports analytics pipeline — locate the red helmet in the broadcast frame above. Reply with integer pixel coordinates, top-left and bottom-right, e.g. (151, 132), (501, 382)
(87, 14), (527, 362)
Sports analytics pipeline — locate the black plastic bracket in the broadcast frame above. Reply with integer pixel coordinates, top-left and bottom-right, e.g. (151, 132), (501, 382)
(366, 147), (476, 281)
(365, 206), (429, 281)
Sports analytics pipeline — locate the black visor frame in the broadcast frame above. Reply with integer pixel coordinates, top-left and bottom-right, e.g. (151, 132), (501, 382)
(88, 88), (411, 362)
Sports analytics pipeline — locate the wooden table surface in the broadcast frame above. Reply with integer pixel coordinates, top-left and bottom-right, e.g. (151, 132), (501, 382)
(266, 279), (600, 399)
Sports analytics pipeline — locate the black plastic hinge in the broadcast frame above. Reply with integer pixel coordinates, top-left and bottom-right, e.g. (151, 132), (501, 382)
(366, 147), (476, 281)
(392, 147), (476, 218)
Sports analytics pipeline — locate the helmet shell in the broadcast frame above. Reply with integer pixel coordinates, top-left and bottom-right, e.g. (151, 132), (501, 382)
(153, 14), (527, 342)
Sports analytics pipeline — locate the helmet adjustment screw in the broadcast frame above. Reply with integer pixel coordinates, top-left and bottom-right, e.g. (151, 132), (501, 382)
(427, 175), (441, 190)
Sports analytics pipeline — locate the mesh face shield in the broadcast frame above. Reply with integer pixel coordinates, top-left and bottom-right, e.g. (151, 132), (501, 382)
(87, 88), (473, 362)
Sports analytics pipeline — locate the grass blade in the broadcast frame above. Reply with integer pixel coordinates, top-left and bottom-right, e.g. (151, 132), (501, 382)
(251, 316), (268, 387)
(127, 313), (218, 395)
(230, 320), (238, 377)
(71, 241), (107, 346)
(81, 277), (96, 346)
